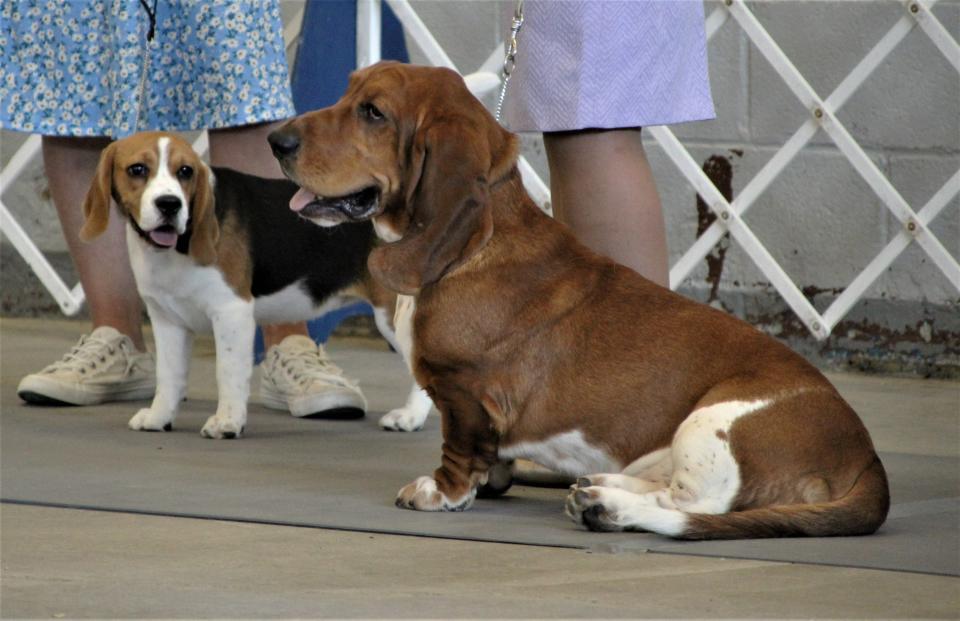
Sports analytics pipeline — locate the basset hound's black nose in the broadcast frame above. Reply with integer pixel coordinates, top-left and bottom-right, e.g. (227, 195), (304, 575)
(268, 128), (301, 158)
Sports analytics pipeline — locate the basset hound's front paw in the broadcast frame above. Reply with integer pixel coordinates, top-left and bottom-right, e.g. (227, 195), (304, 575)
(395, 476), (475, 512)
(128, 407), (174, 432)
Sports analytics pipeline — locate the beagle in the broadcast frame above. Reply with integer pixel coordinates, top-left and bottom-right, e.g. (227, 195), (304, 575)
(80, 131), (431, 438)
(268, 62), (890, 540)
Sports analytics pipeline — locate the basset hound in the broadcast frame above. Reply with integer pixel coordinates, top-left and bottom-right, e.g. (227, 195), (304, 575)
(80, 131), (432, 438)
(268, 62), (889, 539)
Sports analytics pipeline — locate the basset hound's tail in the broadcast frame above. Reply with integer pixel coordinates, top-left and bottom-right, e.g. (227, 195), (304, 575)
(675, 455), (890, 540)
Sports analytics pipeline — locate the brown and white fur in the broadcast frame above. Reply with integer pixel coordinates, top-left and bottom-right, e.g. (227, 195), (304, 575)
(80, 131), (431, 438)
(268, 62), (890, 540)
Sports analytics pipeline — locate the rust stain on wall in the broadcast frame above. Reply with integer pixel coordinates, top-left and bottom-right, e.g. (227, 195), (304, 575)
(695, 153), (737, 305)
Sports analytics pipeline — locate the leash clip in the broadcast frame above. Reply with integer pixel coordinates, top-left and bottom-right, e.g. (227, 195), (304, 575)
(495, 0), (525, 124)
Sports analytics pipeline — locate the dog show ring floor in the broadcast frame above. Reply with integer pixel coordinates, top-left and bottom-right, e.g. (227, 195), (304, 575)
(2, 317), (958, 618)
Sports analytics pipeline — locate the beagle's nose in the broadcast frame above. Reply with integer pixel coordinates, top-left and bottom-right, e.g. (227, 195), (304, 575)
(268, 128), (301, 158)
(155, 195), (182, 218)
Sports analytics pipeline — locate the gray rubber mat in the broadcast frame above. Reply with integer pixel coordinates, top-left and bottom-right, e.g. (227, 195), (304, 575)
(2, 329), (957, 576)
(0, 320), (960, 575)
(0, 396), (635, 549)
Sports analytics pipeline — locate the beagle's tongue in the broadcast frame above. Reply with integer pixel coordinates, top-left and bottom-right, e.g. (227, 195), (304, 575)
(148, 229), (178, 247)
(290, 187), (317, 212)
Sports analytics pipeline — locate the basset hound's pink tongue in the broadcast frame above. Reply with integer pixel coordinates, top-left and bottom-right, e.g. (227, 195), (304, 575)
(148, 229), (178, 247)
(290, 187), (317, 212)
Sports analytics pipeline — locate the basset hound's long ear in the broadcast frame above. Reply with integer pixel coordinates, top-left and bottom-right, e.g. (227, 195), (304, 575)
(368, 117), (518, 295)
(79, 142), (117, 241)
(188, 163), (219, 265)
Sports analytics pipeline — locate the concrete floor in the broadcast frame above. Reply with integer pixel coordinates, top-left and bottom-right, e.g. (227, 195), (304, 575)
(2, 317), (959, 618)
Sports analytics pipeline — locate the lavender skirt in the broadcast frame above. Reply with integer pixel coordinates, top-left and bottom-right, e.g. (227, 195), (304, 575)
(502, 0), (715, 132)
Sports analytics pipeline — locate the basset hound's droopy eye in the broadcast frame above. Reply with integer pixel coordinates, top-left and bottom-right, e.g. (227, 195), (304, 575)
(177, 165), (194, 181)
(359, 102), (385, 122)
(127, 163), (148, 178)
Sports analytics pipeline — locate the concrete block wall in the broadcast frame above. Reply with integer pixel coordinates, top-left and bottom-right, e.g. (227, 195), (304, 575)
(2, 0), (958, 374)
(403, 0), (959, 375)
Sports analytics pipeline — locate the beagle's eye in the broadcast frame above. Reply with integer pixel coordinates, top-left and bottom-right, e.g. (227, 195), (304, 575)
(127, 163), (148, 178)
(177, 165), (194, 180)
(359, 102), (385, 122)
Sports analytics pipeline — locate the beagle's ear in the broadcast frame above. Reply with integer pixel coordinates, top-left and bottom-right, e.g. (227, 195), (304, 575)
(79, 142), (117, 241)
(368, 121), (518, 295)
(188, 163), (219, 266)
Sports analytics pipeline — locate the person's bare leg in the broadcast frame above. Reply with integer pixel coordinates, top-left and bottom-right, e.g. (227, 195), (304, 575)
(42, 136), (146, 350)
(544, 128), (669, 287)
(208, 121), (308, 349)
(208, 121), (286, 179)
(260, 323), (309, 348)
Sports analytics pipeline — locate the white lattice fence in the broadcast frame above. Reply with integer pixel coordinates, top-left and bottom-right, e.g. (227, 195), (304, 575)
(656, 0), (960, 340)
(379, 0), (959, 341)
(3, 0), (958, 342)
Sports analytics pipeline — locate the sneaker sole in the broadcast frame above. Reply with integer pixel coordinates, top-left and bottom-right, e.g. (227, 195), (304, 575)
(300, 406), (366, 420)
(17, 391), (76, 407)
(17, 375), (155, 406)
(261, 386), (367, 418)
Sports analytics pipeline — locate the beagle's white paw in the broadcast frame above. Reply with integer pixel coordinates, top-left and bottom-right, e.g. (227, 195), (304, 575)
(128, 407), (174, 432)
(395, 476), (475, 511)
(379, 407), (427, 432)
(200, 413), (244, 439)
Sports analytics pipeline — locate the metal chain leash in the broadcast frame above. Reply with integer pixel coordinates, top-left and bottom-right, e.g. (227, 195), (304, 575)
(495, 0), (525, 124)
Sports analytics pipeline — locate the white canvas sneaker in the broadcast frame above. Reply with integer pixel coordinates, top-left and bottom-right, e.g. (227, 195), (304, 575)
(17, 326), (156, 406)
(260, 335), (367, 418)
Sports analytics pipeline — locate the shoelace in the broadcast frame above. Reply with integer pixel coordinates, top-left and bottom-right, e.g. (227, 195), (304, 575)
(45, 334), (124, 376)
(275, 348), (360, 391)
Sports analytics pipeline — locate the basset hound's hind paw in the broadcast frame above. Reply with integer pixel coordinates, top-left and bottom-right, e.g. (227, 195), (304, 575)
(565, 487), (627, 532)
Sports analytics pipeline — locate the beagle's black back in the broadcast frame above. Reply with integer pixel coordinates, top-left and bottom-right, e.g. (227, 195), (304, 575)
(184, 166), (375, 303)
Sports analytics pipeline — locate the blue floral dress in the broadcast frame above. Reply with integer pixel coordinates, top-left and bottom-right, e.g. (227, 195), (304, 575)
(0, 0), (295, 138)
